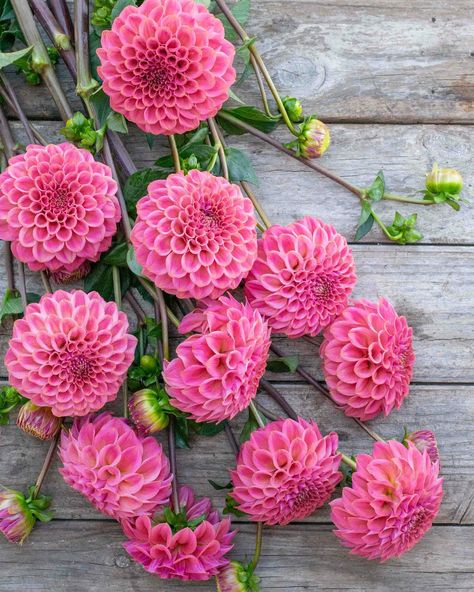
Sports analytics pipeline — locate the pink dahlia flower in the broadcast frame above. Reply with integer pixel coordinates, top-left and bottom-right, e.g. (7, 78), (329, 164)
(122, 485), (235, 580)
(5, 290), (137, 417)
(245, 217), (356, 338)
(131, 170), (257, 300)
(0, 143), (120, 273)
(163, 295), (271, 423)
(59, 413), (172, 519)
(98, 0), (236, 135)
(0, 489), (35, 545)
(321, 297), (414, 421)
(330, 440), (443, 561)
(230, 418), (342, 525)
(406, 430), (440, 465)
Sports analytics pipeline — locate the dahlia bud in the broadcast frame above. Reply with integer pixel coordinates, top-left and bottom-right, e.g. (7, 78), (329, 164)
(216, 561), (261, 592)
(60, 112), (100, 152)
(426, 163), (463, 196)
(50, 262), (91, 284)
(17, 401), (62, 441)
(282, 96), (303, 123)
(0, 486), (52, 545)
(405, 429), (440, 465)
(139, 354), (158, 374)
(298, 117), (331, 158)
(128, 388), (170, 434)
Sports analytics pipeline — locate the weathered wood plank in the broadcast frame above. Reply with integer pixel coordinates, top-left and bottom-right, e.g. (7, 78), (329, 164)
(1, 384), (472, 524)
(1, 521), (473, 591)
(1, 245), (473, 382)
(4, 0), (474, 122)
(4, 121), (474, 245)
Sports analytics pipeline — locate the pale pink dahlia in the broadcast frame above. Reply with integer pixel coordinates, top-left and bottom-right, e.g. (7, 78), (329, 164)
(163, 295), (271, 423)
(97, 0), (236, 135)
(131, 170), (258, 300)
(0, 143), (120, 273)
(59, 413), (172, 519)
(122, 485), (235, 580)
(230, 418), (342, 525)
(245, 217), (356, 338)
(330, 440), (443, 561)
(5, 290), (137, 417)
(321, 297), (414, 421)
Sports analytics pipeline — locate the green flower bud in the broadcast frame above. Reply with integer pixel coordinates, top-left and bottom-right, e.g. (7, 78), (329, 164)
(426, 163), (463, 196)
(0, 486), (53, 545)
(216, 561), (261, 592)
(282, 96), (303, 123)
(140, 354), (158, 373)
(91, 0), (116, 28)
(128, 388), (170, 434)
(298, 117), (331, 159)
(60, 112), (98, 152)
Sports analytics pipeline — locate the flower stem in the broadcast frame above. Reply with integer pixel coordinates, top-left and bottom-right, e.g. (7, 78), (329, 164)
(224, 421), (239, 456)
(240, 181), (271, 229)
(340, 453), (357, 471)
(383, 192), (433, 206)
(249, 53), (275, 117)
(168, 135), (181, 173)
(0, 100), (16, 159)
(260, 379), (297, 420)
(124, 291), (146, 322)
(18, 263), (28, 309)
(208, 117), (228, 180)
(168, 416), (180, 513)
(255, 401), (280, 422)
(32, 426), (62, 498)
(249, 400), (265, 429)
(248, 521), (263, 573)
(47, 0), (74, 42)
(11, 0), (72, 121)
(112, 266), (122, 309)
(4, 243), (15, 292)
(40, 271), (52, 293)
(73, 0), (99, 100)
(0, 74), (44, 145)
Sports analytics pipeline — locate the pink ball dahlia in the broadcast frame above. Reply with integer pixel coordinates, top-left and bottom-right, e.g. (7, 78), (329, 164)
(330, 440), (443, 561)
(97, 0), (236, 135)
(5, 290), (137, 417)
(59, 413), (172, 519)
(131, 170), (258, 300)
(122, 485), (235, 581)
(0, 143), (120, 273)
(230, 418), (342, 525)
(320, 297), (415, 421)
(163, 295), (271, 423)
(245, 217), (356, 338)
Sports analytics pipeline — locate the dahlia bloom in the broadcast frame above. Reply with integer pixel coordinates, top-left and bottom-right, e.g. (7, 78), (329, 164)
(50, 262), (91, 284)
(16, 401), (62, 440)
(406, 430), (440, 465)
(163, 295), (271, 423)
(122, 485), (235, 581)
(330, 440), (443, 561)
(245, 217), (356, 338)
(230, 418), (342, 525)
(59, 413), (172, 520)
(5, 290), (137, 417)
(98, 0), (236, 135)
(321, 297), (414, 421)
(0, 143), (119, 273)
(131, 170), (257, 300)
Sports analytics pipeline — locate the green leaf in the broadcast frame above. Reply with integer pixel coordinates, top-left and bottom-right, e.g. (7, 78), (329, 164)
(266, 355), (299, 373)
(194, 0), (210, 6)
(218, 106), (281, 135)
(89, 30), (101, 82)
(366, 170), (385, 202)
(102, 242), (128, 266)
(0, 45), (32, 69)
(239, 409), (259, 444)
(223, 493), (247, 517)
(0, 289), (23, 322)
(84, 262), (114, 300)
(208, 480), (232, 491)
(174, 416), (191, 449)
(126, 245), (144, 277)
(155, 144), (216, 169)
(190, 420), (225, 437)
(355, 201), (375, 241)
(110, 0), (136, 22)
(123, 168), (170, 216)
(216, 0), (250, 41)
(106, 111), (128, 134)
(385, 211), (423, 245)
(224, 147), (258, 185)
(89, 88), (112, 128)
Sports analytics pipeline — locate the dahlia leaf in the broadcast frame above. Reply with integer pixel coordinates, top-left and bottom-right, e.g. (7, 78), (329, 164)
(189, 420), (225, 437)
(354, 202), (375, 241)
(123, 168), (170, 216)
(216, 0), (250, 41)
(366, 170), (385, 202)
(85, 262), (131, 301)
(266, 355), (299, 373)
(239, 410), (259, 444)
(155, 144), (216, 170)
(106, 111), (128, 134)
(208, 480), (232, 491)
(174, 417), (191, 449)
(223, 494), (247, 518)
(224, 147), (259, 185)
(102, 242), (128, 267)
(110, 0), (136, 23)
(218, 106), (281, 135)
(126, 245), (144, 277)
(0, 289), (24, 322)
(194, 0), (211, 6)
(0, 44), (32, 69)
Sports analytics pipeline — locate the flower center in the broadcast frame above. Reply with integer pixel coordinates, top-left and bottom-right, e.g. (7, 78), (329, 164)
(42, 187), (73, 216)
(143, 57), (175, 92)
(311, 274), (337, 304)
(398, 506), (430, 544)
(68, 353), (93, 379)
(292, 483), (323, 515)
(199, 205), (222, 229)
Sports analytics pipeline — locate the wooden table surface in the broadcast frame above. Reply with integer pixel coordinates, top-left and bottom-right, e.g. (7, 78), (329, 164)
(1, 1), (474, 590)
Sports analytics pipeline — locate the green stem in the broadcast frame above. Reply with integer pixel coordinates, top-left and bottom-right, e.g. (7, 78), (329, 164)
(40, 271), (52, 293)
(208, 117), (228, 179)
(33, 427), (62, 498)
(340, 453), (357, 471)
(249, 400), (265, 429)
(370, 209), (393, 240)
(249, 521), (263, 573)
(168, 135), (181, 173)
(73, 0), (99, 100)
(250, 53), (275, 117)
(383, 192), (433, 206)
(112, 266), (122, 309)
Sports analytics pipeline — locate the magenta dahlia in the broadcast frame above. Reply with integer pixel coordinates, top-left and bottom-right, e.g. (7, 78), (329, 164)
(230, 418), (342, 525)
(5, 290), (137, 417)
(406, 430), (440, 465)
(163, 295), (271, 423)
(330, 440), (443, 561)
(59, 413), (172, 519)
(0, 143), (120, 273)
(244, 217), (356, 338)
(131, 170), (258, 300)
(97, 0), (236, 135)
(122, 485), (235, 580)
(320, 297), (414, 421)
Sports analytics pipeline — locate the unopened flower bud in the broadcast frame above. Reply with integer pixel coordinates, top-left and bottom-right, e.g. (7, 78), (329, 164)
(129, 388), (170, 434)
(17, 401), (61, 441)
(405, 430), (440, 465)
(0, 487), (52, 545)
(426, 163), (463, 195)
(50, 262), (91, 284)
(282, 96), (303, 123)
(298, 117), (331, 158)
(216, 561), (260, 592)
(140, 354), (158, 373)
(60, 112), (98, 152)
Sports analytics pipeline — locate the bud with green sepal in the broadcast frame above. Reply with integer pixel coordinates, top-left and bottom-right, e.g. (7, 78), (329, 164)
(0, 486), (53, 545)
(17, 401), (62, 441)
(60, 112), (104, 152)
(294, 116), (331, 159)
(384, 211), (423, 244)
(281, 96), (303, 123)
(216, 560), (261, 592)
(128, 387), (172, 434)
(424, 163), (468, 210)
(404, 428), (440, 465)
